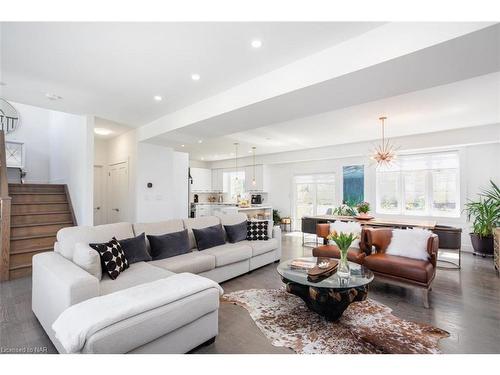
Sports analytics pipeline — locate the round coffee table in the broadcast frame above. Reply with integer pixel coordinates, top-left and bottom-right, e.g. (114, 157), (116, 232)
(277, 257), (374, 321)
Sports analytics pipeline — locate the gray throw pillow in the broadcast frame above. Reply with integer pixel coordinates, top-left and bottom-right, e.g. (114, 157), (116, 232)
(118, 232), (152, 264)
(224, 221), (248, 243)
(147, 229), (191, 260)
(192, 224), (226, 250)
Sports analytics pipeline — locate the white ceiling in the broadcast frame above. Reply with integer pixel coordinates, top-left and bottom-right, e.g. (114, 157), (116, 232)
(149, 72), (500, 161)
(93, 117), (131, 139)
(0, 22), (383, 126)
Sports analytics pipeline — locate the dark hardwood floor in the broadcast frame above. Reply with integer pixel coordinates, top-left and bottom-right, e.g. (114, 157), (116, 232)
(1, 232), (499, 354)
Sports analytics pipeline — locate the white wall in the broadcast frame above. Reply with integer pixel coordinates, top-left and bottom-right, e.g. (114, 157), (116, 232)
(6, 102), (52, 183)
(136, 142), (188, 222)
(48, 112), (94, 225)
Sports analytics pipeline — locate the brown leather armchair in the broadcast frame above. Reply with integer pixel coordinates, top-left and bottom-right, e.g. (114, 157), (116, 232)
(312, 223), (369, 264)
(361, 227), (438, 308)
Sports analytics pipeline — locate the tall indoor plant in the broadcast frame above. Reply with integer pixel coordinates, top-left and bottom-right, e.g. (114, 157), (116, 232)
(464, 180), (500, 256)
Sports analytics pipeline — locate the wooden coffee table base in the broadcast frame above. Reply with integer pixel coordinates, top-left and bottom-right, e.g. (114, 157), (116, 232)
(282, 278), (369, 321)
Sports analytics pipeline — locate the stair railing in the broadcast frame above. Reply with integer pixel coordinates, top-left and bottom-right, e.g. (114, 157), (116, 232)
(0, 130), (11, 281)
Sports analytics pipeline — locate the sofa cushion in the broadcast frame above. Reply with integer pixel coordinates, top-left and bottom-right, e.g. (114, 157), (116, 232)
(147, 229), (191, 260)
(183, 216), (221, 249)
(192, 224), (226, 251)
(218, 213), (247, 226)
(99, 262), (173, 295)
(150, 252), (216, 274)
(363, 253), (434, 284)
(89, 238), (130, 280)
(73, 242), (102, 280)
(201, 242), (252, 267)
(118, 233), (152, 264)
(57, 222), (134, 259)
(247, 220), (269, 241)
(224, 221), (248, 243)
(133, 220), (185, 251)
(242, 238), (278, 256)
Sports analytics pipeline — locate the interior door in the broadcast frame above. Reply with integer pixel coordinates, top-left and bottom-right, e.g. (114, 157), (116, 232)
(108, 162), (129, 223)
(93, 165), (105, 225)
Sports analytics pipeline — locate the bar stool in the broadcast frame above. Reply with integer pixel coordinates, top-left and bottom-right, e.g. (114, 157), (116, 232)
(280, 217), (292, 232)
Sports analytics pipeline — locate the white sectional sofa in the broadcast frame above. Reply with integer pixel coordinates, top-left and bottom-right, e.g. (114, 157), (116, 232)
(32, 213), (281, 354)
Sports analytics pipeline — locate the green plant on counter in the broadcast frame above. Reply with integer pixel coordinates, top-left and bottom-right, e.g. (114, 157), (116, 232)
(332, 204), (357, 216)
(464, 180), (500, 237)
(356, 201), (370, 214)
(273, 209), (282, 226)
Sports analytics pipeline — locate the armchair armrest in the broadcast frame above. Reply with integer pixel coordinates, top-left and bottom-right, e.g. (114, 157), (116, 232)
(427, 234), (439, 267)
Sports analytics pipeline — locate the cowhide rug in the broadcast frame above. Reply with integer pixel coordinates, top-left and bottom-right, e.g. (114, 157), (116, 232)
(221, 289), (449, 354)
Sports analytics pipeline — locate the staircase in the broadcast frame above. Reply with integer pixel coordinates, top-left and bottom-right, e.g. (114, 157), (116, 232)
(7, 183), (76, 279)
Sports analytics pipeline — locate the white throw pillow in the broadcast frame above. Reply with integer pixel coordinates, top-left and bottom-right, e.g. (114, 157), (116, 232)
(386, 228), (432, 261)
(329, 221), (362, 249)
(73, 242), (102, 280)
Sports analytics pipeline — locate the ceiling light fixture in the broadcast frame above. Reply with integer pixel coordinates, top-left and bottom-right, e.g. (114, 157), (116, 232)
(191, 73), (200, 81)
(370, 116), (398, 168)
(46, 93), (62, 101)
(251, 39), (262, 48)
(201, 157), (205, 161)
(94, 128), (113, 136)
(181, 144), (185, 148)
(198, 139), (203, 144)
(154, 95), (162, 101)
(251, 146), (257, 186)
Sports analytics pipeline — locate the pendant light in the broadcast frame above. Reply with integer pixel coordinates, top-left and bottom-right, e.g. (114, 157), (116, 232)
(251, 147), (257, 186)
(370, 116), (398, 168)
(233, 142), (239, 180)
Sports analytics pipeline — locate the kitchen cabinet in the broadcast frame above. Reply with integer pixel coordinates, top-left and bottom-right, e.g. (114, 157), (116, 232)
(190, 167), (212, 192)
(211, 169), (223, 192)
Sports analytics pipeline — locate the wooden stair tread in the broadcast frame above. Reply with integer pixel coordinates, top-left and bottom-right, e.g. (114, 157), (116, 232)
(11, 210), (71, 216)
(11, 233), (57, 241)
(10, 247), (53, 255)
(10, 192), (66, 195)
(12, 202), (68, 205)
(9, 183), (65, 187)
(9, 263), (33, 270)
(11, 221), (73, 228)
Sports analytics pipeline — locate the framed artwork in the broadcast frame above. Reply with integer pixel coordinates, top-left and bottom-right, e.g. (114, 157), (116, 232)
(343, 165), (364, 205)
(5, 141), (25, 168)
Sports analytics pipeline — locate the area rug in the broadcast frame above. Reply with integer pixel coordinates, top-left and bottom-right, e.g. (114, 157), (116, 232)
(221, 289), (449, 354)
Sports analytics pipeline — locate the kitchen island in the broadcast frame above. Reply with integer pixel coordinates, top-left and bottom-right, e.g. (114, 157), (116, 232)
(221, 205), (273, 220)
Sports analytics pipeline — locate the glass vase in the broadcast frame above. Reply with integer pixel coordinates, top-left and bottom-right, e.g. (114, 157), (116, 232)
(337, 248), (350, 279)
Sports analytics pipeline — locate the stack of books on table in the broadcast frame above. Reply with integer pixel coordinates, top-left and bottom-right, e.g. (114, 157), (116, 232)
(290, 258), (316, 270)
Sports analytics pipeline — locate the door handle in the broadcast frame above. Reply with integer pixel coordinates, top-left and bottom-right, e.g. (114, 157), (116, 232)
(95, 207), (101, 210)
(112, 208), (120, 212)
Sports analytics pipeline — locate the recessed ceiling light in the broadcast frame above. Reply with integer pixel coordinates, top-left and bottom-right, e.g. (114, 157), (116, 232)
(198, 139), (203, 143)
(191, 73), (200, 81)
(46, 92), (62, 100)
(248, 150), (252, 153)
(201, 157), (205, 161)
(154, 95), (162, 101)
(251, 39), (262, 48)
(94, 128), (113, 136)
(181, 144), (185, 148)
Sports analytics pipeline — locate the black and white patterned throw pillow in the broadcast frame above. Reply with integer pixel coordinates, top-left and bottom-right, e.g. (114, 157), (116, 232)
(247, 221), (269, 241)
(89, 237), (129, 280)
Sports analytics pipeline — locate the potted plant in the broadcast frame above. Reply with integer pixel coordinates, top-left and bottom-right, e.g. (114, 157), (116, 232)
(327, 230), (358, 278)
(356, 201), (371, 219)
(332, 203), (357, 216)
(464, 180), (500, 256)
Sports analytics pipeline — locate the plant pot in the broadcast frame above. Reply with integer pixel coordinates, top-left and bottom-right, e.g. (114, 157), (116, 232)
(470, 233), (494, 256)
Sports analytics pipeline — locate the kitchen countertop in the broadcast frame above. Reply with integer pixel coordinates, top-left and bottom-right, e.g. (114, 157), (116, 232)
(236, 206), (272, 211)
(191, 202), (237, 205)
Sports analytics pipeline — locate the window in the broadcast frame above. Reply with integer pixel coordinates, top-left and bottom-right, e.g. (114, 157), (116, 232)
(376, 152), (460, 217)
(293, 174), (335, 228)
(223, 171), (245, 201)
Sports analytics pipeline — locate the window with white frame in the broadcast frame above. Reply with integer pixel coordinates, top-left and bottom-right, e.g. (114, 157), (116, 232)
(376, 152), (460, 217)
(223, 171), (245, 201)
(293, 174), (335, 229)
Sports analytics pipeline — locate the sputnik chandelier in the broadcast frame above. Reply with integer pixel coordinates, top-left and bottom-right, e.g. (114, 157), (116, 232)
(370, 116), (398, 167)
